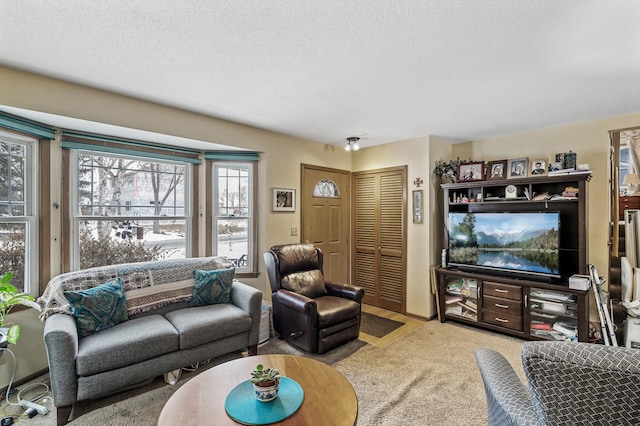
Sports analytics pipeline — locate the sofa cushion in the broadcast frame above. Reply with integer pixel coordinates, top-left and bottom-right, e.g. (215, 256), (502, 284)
(165, 304), (252, 350)
(282, 269), (327, 299)
(76, 314), (179, 376)
(64, 278), (128, 338)
(190, 268), (235, 307)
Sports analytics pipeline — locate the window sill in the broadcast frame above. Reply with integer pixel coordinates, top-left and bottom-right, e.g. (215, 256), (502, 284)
(235, 271), (259, 279)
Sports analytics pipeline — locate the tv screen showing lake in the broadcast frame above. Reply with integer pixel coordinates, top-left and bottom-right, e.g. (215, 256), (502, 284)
(448, 212), (560, 276)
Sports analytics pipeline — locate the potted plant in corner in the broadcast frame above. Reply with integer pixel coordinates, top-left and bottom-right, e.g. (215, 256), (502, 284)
(0, 272), (42, 348)
(434, 157), (471, 183)
(250, 364), (281, 402)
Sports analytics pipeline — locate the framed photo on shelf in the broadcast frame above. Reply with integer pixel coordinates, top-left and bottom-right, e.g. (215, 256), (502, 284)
(413, 190), (423, 224)
(530, 158), (547, 176)
(487, 160), (507, 181)
(549, 159), (563, 172)
(272, 188), (296, 212)
(507, 157), (529, 179)
(458, 161), (485, 182)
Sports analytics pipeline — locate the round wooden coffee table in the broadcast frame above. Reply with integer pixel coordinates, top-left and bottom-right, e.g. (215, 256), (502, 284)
(157, 354), (358, 425)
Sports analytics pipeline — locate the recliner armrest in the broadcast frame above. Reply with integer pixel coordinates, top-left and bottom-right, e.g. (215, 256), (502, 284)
(325, 281), (365, 302)
(276, 289), (316, 313)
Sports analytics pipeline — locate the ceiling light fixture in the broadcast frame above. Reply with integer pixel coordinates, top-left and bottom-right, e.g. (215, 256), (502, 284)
(345, 137), (360, 152)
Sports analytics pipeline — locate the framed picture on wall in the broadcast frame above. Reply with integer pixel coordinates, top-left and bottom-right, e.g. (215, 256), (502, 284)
(272, 188), (296, 212)
(413, 190), (423, 224)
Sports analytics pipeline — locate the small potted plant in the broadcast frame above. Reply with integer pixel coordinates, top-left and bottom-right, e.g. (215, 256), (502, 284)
(250, 364), (281, 402)
(0, 272), (42, 347)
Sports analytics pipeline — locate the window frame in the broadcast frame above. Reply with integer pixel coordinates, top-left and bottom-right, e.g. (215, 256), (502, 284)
(0, 130), (38, 295)
(211, 161), (257, 276)
(69, 149), (193, 270)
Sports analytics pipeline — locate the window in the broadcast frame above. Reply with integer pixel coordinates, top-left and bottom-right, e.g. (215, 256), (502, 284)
(213, 162), (255, 272)
(0, 131), (36, 294)
(620, 142), (630, 192)
(71, 151), (191, 269)
(313, 179), (340, 197)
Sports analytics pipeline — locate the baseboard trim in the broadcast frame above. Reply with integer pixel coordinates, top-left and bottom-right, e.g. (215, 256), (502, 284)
(0, 367), (49, 395)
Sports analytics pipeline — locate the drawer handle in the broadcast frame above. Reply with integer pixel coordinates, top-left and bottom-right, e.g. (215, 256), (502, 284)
(494, 317), (509, 323)
(494, 303), (509, 309)
(494, 289), (509, 293)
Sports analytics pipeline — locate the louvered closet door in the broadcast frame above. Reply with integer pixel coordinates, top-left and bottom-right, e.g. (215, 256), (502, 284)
(353, 166), (406, 313)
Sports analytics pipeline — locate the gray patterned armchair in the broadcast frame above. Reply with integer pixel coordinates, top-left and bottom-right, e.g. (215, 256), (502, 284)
(476, 341), (640, 425)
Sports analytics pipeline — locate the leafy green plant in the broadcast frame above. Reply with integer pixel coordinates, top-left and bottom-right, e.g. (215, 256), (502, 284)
(0, 272), (41, 345)
(250, 364), (281, 386)
(433, 158), (471, 183)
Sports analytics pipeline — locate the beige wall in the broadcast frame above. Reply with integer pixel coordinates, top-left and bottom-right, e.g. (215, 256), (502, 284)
(2, 65), (639, 382)
(0, 66), (352, 292)
(0, 309), (47, 389)
(0, 66), (353, 383)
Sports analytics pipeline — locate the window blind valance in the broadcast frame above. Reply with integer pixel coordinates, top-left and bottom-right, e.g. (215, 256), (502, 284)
(0, 112), (257, 165)
(61, 131), (202, 164)
(0, 112), (57, 139)
(204, 151), (260, 161)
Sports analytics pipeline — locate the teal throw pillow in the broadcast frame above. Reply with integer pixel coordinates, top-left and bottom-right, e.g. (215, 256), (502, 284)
(190, 268), (235, 307)
(64, 278), (128, 338)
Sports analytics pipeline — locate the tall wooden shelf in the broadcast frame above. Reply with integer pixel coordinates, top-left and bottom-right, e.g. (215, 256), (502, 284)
(437, 173), (591, 342)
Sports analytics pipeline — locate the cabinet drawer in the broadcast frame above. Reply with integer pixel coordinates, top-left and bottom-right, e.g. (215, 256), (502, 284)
(482, 311), (522, 331)
(620, 197), (640, 218)
(483, 282), (522, 301)
(483, 295), (522, 316)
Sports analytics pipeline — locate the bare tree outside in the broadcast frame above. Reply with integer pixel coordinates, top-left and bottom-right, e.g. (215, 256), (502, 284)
(146, 162), (184, 234)
(0, 141), (29, 292)
(76, 152), (188, 269)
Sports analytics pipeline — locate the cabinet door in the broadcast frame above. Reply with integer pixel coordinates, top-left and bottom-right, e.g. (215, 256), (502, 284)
(353, 167), (406, 313)
(443, 276), (478, 322)
(527, 288), (579, 341)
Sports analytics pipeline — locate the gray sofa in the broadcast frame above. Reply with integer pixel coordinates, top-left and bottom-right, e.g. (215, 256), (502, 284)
(38, 257), (262, 426)
(475, 341), (640, 425)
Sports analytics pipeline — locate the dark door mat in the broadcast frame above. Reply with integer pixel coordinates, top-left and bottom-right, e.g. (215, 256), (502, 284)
(360, 312), (404, 338)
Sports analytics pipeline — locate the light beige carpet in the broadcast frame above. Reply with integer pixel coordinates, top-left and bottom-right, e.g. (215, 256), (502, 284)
(4, 321), (525, 425)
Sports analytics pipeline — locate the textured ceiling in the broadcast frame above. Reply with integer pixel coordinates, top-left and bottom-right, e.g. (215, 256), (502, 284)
(1, 1), (639, 149)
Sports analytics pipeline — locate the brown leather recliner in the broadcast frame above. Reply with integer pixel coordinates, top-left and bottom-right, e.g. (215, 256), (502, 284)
(264, 243), (365, 354)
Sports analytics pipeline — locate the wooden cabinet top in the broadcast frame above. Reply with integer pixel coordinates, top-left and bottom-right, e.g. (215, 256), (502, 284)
(441, 173), (591, 189)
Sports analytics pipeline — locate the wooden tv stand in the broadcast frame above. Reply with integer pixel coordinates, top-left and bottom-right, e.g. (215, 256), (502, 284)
(436, 268), (590, 342)
(438, 173), (591, 342)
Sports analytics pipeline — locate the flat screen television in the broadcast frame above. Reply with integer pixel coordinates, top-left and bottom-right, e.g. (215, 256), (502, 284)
(447, 211), (561, 280)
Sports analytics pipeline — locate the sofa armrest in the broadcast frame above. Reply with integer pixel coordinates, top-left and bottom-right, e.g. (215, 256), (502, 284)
(475, 348), (537, 426)
(43, 314), (79, 408)
(325, 281), (364, 302)
(231, 281), (263, 346)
